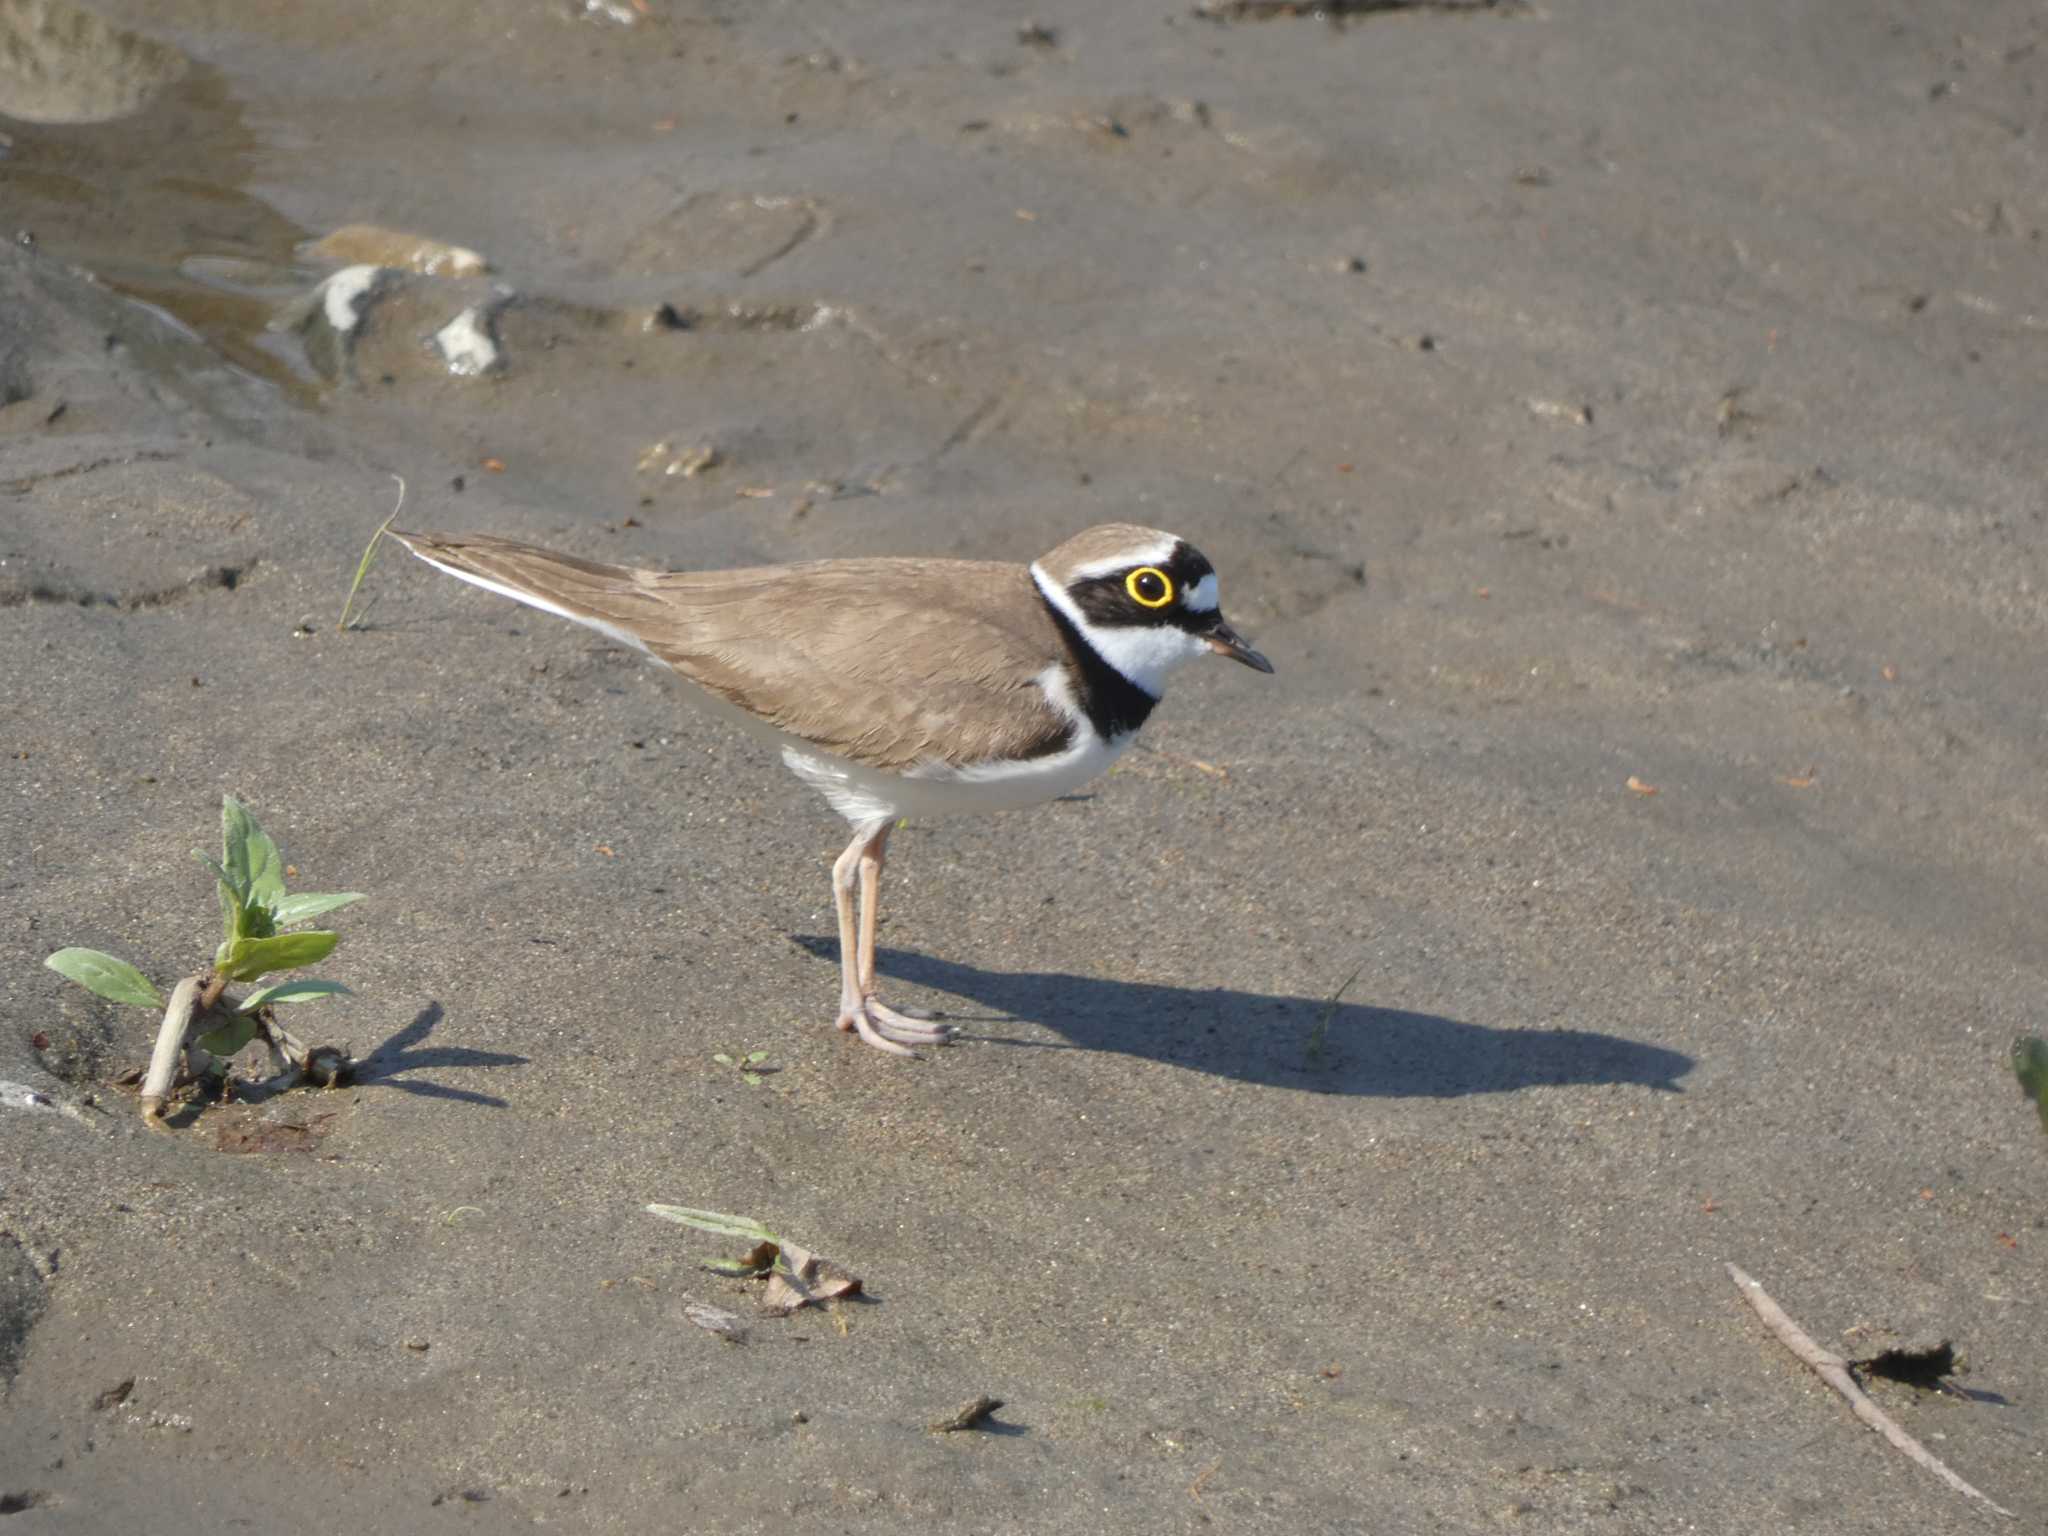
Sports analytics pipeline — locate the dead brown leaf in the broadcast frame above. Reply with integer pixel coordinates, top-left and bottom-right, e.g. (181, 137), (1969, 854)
(814, 1270), (863, 1301)
(762, 1271), (815, 1315)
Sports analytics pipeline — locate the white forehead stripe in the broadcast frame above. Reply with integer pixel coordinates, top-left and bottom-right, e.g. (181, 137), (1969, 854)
(1183, 572), (1219, 612)
(1064, 536), (1180, 582)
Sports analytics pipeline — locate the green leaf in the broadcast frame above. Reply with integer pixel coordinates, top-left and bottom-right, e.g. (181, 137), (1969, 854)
(216, 930), (339, 982)
(741, 1072), (763, 1086)
(2014, 1035), (2048, 1133)
(644, 1205), (778, 1243)
(44, 949), (163, 1009)
(712, 1053), (734, 1067)
(700, 1257), (771, 1277)
(195, 850), (249, 944)
(239, 978), (352, 1011)
(272, 892), (364, 928)
(744, 1051), (769, 1065)
(223, 796), (286, 915)
(194, 1015), (260, 1057)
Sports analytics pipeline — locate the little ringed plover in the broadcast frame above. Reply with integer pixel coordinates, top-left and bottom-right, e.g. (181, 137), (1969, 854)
(391, 524), (1272, 1056)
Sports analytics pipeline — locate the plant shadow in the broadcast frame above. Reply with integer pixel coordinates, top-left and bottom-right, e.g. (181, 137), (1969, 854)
(355, 1002), (528, 1107)
(790, 938), (1691, 1097)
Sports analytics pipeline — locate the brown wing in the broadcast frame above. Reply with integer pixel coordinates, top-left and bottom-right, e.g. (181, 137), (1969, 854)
(638, 559), (1075, 770)
(392, 532), (1074, 771)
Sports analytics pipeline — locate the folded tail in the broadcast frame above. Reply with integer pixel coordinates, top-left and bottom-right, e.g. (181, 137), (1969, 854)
(390, 529), (662, 655)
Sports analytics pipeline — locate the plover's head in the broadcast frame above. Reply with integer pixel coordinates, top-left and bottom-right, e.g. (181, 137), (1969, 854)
(1031, 524), (1273, 697)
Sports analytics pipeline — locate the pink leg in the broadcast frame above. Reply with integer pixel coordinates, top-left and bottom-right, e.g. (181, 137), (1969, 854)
(857, 827), (952, 1043)
(829, 823), (949, 1055)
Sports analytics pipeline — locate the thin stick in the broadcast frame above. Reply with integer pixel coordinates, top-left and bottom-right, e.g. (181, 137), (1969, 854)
(1726, 1264), (2015, 1519)
(338, 473), (406, 632)
(141, 975), (202, 1121)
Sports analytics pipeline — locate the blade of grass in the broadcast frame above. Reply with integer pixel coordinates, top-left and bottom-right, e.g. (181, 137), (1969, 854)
(644, 1205), (778, 1243)
(339, 473), (405, 632)
(1306, 960), (1365, 1068)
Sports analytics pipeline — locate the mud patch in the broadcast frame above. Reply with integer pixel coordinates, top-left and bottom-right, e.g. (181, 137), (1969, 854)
(213, 1107), (340, 1155)
(0, 1233), (46, 1387)
(0, 0), (189, 124)
(618, 192), (828, 280)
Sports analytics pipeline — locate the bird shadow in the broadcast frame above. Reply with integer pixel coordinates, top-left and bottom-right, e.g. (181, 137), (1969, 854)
(354, 1002), (529, 1107)
(789, 938), (1691, 1097)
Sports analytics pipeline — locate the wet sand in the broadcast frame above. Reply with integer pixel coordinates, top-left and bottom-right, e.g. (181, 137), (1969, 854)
(2, 1), (2045, 1529)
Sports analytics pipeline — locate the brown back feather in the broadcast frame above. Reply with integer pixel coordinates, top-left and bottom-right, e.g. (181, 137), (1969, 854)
(393, 531), (1074, 771)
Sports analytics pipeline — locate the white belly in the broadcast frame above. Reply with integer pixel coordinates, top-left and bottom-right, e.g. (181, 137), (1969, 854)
(782, 728), (1133, 827)
(670, 671), (1131, 829)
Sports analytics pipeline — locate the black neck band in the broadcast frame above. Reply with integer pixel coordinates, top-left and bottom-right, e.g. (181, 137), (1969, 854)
(1038, 591), (1158, 741)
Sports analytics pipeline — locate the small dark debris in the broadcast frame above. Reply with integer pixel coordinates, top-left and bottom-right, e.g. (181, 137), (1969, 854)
(960, 118), (991, 132)
(0, 1491), (52, 1515)
(302, 1046), (354, 1088)
(1016, 22), (1059, 47)
(930, 1395), (1004, 1433)
(30, 1032), (48, 1051)
(450, 475), (466, 493)
(1345, 255), (1367, 273)
(651, 302), (696, 331)
(1857, 1339), (1956, 1388)
(42, 401), (65, 426)
(1416, 334), (1437, 352)
(90, 1378), (134, 1412)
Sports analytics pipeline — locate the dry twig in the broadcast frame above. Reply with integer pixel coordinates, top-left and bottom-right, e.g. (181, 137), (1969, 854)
(1726, 1264), (2014, 1520)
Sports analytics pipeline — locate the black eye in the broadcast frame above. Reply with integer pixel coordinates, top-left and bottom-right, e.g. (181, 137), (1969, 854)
(1126, 567), (1173, 608)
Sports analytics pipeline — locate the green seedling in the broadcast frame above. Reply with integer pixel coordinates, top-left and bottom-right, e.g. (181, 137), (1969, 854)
(711, 1049), (775, 1086)
(44, 794), (364, 1120)
(2014, 1035), (2048, 1135)
(645, 1204), (862, 1312)
(647, 1204), (784, 1275)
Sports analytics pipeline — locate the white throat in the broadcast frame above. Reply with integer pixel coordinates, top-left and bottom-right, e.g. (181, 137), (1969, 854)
(1030, 563), (1210, 700)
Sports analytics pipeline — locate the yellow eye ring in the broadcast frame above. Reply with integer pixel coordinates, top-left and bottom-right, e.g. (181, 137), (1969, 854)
(1126, 566), (1174, 608)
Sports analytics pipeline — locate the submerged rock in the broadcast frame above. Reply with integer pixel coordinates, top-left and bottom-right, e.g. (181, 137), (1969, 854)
(304, 224), (488, 279)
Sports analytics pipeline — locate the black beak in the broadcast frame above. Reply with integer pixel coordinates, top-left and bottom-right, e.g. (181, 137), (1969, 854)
(1204, 617), (1274, 674)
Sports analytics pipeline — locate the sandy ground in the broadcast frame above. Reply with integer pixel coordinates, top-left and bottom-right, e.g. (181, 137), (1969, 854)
(3, 0), (2046, 1529)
